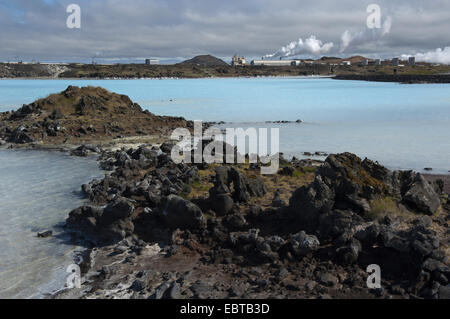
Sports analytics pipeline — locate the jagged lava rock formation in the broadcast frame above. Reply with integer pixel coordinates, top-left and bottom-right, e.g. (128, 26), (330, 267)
(62, 146), (449, 299)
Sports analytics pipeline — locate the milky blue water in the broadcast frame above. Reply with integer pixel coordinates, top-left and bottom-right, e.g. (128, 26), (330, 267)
(0, 150), (101, 298)
(1, 78), (449, 173)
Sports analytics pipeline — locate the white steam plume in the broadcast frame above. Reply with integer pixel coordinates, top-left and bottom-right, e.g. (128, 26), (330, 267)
(402, 47), (450, 65)
(339, 16), (392, 53)
(265, 16), (392, 59)
(265, 36), (334, 58)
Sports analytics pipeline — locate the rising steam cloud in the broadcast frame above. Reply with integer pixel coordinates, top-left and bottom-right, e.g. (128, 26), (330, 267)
(265, 16), (392, 58)
(402, 47), (450, 64)
(340, 16), (392, 53)
(265, 36), (334, 58)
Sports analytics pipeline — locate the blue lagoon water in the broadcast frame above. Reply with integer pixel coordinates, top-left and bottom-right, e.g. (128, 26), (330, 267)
(1, 77), (449, 173)
(0, 77), (449, 298)
(0, 150), (101, 298)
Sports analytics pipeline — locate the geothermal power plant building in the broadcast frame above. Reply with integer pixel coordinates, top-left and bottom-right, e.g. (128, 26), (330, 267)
(232, 55), (246, 66)
(251, 60), (295, 66)
(145, 59), (159, 65)
(248, 57), (407, 67)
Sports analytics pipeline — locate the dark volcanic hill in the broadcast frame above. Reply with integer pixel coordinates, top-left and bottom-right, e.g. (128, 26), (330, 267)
(178, 55), (230, 67)
(0, 86), (190, 146)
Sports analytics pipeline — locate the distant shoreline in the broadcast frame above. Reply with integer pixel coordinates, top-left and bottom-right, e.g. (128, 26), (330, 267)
(0, 75), (335, 81)
(333, 74), (450, 84)
(4, 73), (450, 84)
(3, 60), (450, 82)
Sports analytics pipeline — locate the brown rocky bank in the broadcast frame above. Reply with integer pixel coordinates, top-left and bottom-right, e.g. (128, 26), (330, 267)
(0, 86), (190, 151)
(57, 143), (450, 299)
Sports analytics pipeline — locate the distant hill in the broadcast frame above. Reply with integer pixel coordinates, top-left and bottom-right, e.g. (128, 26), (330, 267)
(347, 56), (368, 63)
(314, 55), (369, 64)
(318, 56), (340, 61)
(178, 55), (229, 67)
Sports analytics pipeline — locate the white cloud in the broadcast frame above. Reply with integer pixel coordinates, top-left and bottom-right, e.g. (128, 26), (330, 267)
(402, 47), (450, 64)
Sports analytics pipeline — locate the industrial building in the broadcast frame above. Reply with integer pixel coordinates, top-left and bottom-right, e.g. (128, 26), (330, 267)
(247, 56), (411, 68)
(251, 59), (294, 66)
(231, 55), (246, 66)
(145, 59), (159, 65)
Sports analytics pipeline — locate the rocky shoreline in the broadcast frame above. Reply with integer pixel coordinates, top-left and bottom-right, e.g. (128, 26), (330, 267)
(1, 87), (449, 300)
(52, 144), (450, 299)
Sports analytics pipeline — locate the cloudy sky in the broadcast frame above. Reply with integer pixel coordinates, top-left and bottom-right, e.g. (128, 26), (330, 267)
(1, 0), (450, 63)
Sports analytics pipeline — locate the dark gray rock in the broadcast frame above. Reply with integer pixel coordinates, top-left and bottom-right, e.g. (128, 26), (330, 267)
(209, 180), (230, 198)
(130, 279), (146, 292)
(319, 273), (339, 287)
(7, 126), (33, 144)
(279, 166), (294, 176)
(223, 214), (247, 231)
(290, 175), (335, 228)
(266, 236), (286, 252)
(211, 194), (234, 216)
(272, 190), (286, 207)
(403, 174), (441, 215)
(163, 282), (182, 299)
(67, 205), (104, 232)
(160, 142), (175, 154)
(422, 259), (446, 273)
(100, 199), (135, 225)
(439, 284), (450, 299)
(215, 166), (231, 185)
(412, 239), (435, 257)
(162, 195), (206, 230)
(355, 224), (380, 244)
(229, 168), (251, 203)
(81, 183), (93, 197)
(290, 231), (320, 256)
(67, 200), (134, 243)
(336, 238), (362, 265)
(154, 283), (171, 299)
(189, 281), (211, 299)
(384, 235), (410, 253)
(318, 210), (356, 240)
(101, 219), (135, 242)
(145, 191), (162, 208)
(115, 151), (131, 166)
(37, 230), (53, 238)
(247, 176), (267, 197)
(71, 144), (99, 157)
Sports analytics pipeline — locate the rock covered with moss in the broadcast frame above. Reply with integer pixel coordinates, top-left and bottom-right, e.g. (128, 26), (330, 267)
(0, 86), (190, 146)
(290, 152), (442, 231)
